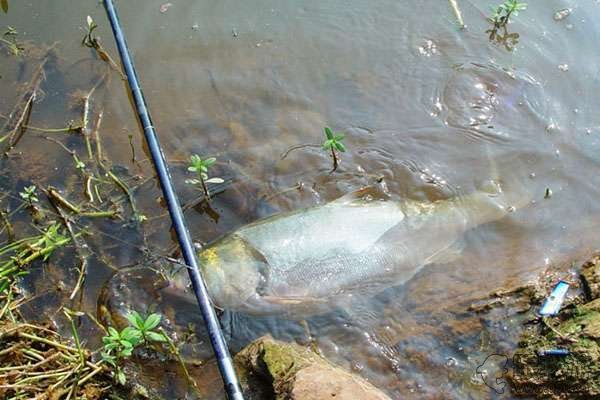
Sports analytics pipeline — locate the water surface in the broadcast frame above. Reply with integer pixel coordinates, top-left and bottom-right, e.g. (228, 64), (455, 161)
(1, 0), (598, 398)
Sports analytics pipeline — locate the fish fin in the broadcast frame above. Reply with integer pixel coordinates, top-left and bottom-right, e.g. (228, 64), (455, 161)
(330, 184), (390, 206)
(261, 295), (327, 306)
(425, 240), (465, 265)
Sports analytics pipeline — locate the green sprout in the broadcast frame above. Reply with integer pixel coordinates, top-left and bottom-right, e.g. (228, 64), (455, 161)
(186, 154), (224, 199)
(322, 127), (346, 172)
(486, 0), (527, 51)
(101, 311), (166, 385)
(19, 185), (39, 206)
(82, 16), (99, 48)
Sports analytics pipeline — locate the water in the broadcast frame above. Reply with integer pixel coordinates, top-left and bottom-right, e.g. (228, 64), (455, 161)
(1, 0), (599, 398)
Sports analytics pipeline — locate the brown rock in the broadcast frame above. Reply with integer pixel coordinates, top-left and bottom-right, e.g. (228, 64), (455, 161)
(581, 255), (600, 300)
(235, 335), (391, 400)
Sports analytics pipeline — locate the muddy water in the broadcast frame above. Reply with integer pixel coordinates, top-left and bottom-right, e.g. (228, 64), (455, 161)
(1, 0), (599, 398)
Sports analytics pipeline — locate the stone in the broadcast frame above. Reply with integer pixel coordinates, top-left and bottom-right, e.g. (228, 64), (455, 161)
(235, 335), (391, 400)
(581, 255), (600, 300)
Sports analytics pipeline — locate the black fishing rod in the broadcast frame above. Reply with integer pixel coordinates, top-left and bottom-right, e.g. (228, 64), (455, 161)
(102, 1), (244, 399)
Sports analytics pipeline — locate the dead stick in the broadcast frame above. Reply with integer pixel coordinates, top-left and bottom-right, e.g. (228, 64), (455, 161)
(449, 0), (466, 29)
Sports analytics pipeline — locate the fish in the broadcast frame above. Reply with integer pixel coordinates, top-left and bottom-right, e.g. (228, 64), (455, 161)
(171, 184), (525, 316)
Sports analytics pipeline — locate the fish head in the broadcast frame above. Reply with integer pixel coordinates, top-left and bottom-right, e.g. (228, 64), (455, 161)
(199, 234), (269, 312)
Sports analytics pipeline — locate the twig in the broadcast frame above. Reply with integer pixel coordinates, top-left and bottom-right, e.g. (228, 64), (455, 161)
(280, 143), (321, 160)
(0, 46), (55, 154)
(449, 0), (466, 29)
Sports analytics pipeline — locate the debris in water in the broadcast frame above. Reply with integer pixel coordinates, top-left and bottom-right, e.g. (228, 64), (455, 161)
(232, 28), (239, 38)
(553, 8), (572, 21)
(539, 280), (569, 316)
(544, 188), (552, 199)
(159, 2), (173, 13)
(418, 39), (438, 57)
(191, 23), (199, 31)
(537, 348), (570, 356)
(558, 64), (569, 72)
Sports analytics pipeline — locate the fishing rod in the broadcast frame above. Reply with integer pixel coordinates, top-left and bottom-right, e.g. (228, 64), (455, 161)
(102, 1), (244, 399)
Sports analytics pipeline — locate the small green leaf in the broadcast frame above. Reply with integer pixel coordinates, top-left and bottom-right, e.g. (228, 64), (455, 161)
(205, 177), (225, 184)
(324, 127), (333, 140)
(187, 166), (197, 172)
(121, 347), (133, 357)
(125, 311), (144, 329)
(334, 133), (345, 141)
(108, 327), (119, 338)
(204, 157), (216, 166)
(120, 326), (142, 342)
(335, 142), (346, 152)
(146, 331), (168, 343)
(143, 313), (161, 330)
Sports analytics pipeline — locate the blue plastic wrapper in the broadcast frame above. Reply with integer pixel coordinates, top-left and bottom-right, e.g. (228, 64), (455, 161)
(537, 348), (570, 356)
(539, 280), (569, 316)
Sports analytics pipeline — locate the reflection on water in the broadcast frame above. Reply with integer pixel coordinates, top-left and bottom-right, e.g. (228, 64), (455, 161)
(1, 0), (599, 398)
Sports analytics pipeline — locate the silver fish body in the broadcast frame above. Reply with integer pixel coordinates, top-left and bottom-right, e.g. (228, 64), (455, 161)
(185, 187), (516, 315)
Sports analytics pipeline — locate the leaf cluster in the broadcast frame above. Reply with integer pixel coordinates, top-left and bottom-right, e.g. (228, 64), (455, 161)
(185, 154), (224, 195)
(19, 185), (38, 204)
(101, 311), (166, 385)
(487, 0), (526, 51)
(322, 127), (346, 153)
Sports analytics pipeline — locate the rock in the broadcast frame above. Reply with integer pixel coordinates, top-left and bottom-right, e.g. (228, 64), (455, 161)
(581, 255), (600, 300)
(234, 336), (391, 400)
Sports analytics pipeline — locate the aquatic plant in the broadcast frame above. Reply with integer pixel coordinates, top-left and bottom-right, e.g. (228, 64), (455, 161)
(80, 16), (125, 78)
(19, 184), (39, 206)
(101, 311), (167, 385)
(322, 126), (346, 172)
(0, 223), (70, 293)
(186, 154), (224, 199)
(486, 0), (527, 51)
(0, 25), (23, 56)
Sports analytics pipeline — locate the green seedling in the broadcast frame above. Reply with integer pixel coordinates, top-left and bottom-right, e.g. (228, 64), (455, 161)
(186, 154), (224, 199)
(82, 16), (99, 48)
(19, 185), (38, 206)
(101, 311), (166, 385)
(486, 0), (527, 51)
(322, 127), (346, 172)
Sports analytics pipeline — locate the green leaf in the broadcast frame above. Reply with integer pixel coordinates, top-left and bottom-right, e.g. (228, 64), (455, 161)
(143, 313), (161, 330)
(120, 347), (133, 357)
(322, 139), (333, 150)
(1, 0), (8, 14)
(334, 133), (345, 141)
(146, 331), (168, 343)
(108, 327), (119, 338)
(205, 177), (225, 184)
(335, 142), (346, 152)
(324, 127), (333, 140)
(187, 166), (197, 172)
(125, 311), (145, 330)
(120, 327), (142, 342)
(204, 157), (216, 166)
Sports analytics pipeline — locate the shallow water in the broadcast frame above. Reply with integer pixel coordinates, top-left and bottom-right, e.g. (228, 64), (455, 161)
(1, 0), (599, 398)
